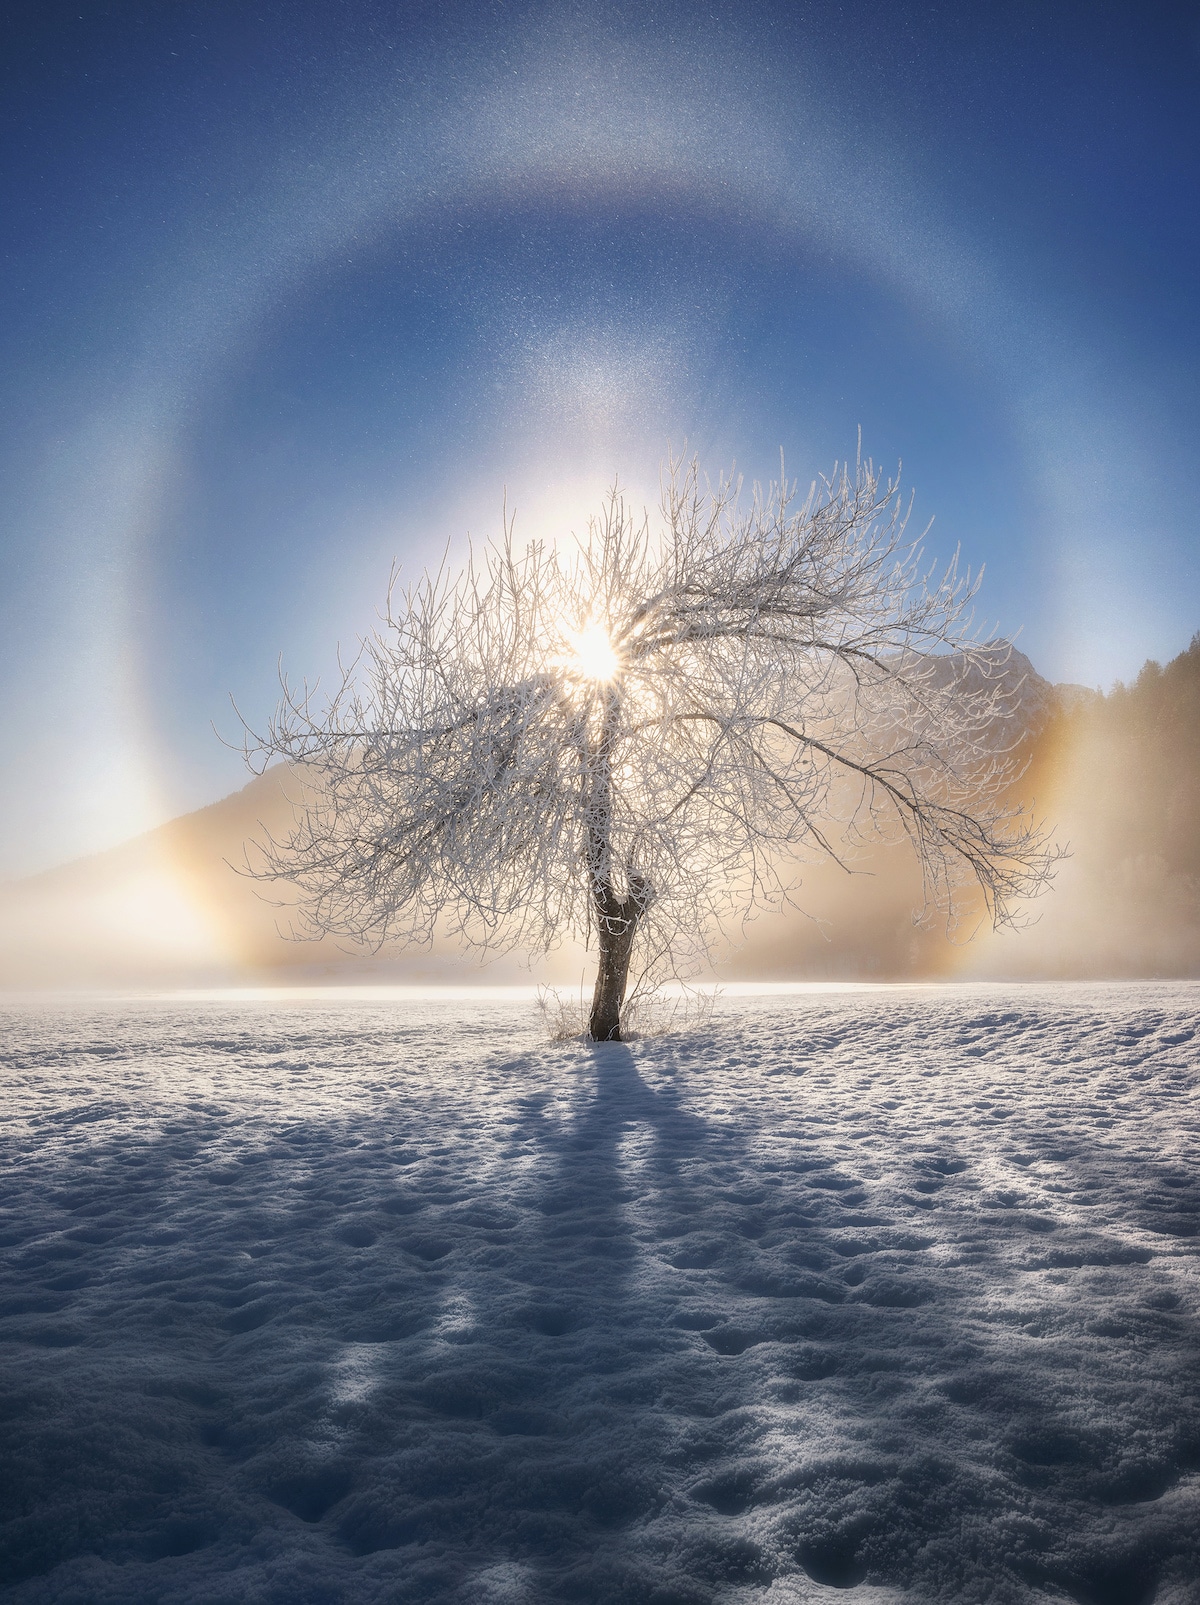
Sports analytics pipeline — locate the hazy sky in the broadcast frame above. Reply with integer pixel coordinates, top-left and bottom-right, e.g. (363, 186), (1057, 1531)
(2, 0), (1198, 875)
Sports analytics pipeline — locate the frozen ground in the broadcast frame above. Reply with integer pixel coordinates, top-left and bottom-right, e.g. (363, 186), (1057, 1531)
(2, 984), (1199, 1605)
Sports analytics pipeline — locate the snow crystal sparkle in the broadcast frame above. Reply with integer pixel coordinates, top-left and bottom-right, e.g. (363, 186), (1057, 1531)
(2, 982), (1199, 1602)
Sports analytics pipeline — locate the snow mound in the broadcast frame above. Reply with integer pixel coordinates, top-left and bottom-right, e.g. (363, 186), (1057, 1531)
(1, 985), (1199, 1603)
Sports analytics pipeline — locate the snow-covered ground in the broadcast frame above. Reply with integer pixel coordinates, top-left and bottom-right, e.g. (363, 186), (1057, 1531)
(2, 984), (1199, 1605)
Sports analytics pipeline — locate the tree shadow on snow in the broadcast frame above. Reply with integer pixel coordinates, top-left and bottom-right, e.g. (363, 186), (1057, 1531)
(4, 1017), (1200, 1605)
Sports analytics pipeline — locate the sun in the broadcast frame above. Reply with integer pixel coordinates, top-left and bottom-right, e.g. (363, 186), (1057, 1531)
(566, 620), (620, 682)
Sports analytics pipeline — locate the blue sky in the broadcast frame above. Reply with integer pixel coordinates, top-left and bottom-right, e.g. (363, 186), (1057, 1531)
(1, 0), (1198, 874)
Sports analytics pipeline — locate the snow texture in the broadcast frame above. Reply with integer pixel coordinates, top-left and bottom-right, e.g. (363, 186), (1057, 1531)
(1, 984), (1199, 1605)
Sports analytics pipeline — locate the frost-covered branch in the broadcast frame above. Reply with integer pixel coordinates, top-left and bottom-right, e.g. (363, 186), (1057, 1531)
(244, 453), (1061, 1038)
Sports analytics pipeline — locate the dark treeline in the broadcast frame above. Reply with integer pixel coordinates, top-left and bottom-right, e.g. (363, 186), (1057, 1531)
(958, 631), (1200, 977)
(1014, 631), (1200, 979)
(1093, 634), (1200, 882)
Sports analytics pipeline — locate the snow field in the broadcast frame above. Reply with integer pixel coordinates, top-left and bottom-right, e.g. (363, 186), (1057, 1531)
(1, 985), (1199, 1604)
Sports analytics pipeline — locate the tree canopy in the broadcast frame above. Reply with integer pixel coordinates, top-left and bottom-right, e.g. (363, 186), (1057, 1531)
(247, 456), (1059, 1037)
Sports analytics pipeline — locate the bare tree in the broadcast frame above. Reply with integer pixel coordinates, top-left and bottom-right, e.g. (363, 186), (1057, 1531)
(245, 454), (1059, 1040)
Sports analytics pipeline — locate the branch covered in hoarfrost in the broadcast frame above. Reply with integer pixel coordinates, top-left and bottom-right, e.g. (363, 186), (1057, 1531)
(243, 454), (1062, 991)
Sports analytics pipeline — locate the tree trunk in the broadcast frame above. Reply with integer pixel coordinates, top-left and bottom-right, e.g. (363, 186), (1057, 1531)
(584, 686), (648, 1041)
(588, 885), (642, 1042)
